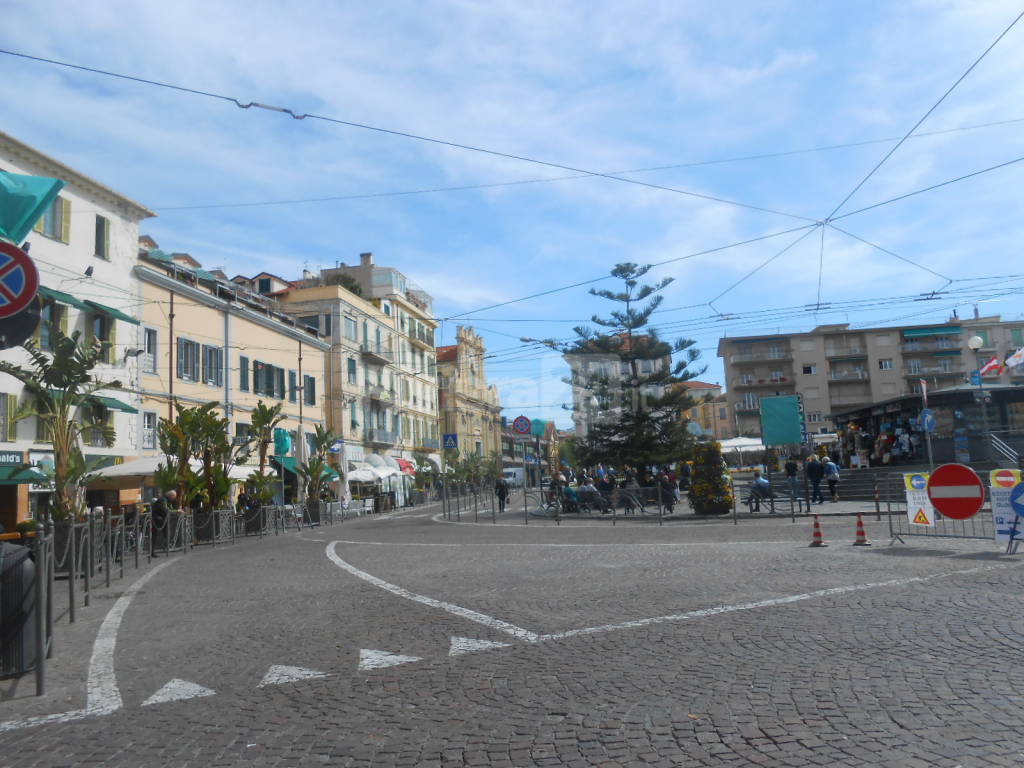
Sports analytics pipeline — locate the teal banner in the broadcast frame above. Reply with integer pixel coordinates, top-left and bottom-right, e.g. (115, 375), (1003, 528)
(0, 172), (65, 244)
(759, 395), (803, 446)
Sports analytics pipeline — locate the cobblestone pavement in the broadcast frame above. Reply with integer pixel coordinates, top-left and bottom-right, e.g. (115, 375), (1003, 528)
(3, 508), (1024, 767)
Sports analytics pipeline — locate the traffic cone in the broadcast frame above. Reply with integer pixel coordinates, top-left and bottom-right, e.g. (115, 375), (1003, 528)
(853, 513), (871, 546)
(808, 514), (828, 547)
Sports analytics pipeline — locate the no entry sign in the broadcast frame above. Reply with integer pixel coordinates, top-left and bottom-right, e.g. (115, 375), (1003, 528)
(927, 463), (985, 520)
(993, 469), (1018, 488)
(0, 241), (39, 319)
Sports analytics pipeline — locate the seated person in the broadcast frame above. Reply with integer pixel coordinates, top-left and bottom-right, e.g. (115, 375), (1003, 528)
(562, 485), (580, 513)
(747, 470), (773, 511)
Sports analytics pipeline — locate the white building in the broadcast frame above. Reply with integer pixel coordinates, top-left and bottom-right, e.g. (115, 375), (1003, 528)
(0, 131), (154, 528)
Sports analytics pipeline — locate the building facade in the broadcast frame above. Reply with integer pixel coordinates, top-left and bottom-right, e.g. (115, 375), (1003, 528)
(0, 131), (154, 528)
(137, 244), (329, 502)
(679, 381), (734, 440)
(436, 326), (502, 460)
(717, 313), (1024, 437)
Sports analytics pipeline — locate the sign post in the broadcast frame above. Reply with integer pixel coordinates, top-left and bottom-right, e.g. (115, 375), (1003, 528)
(920, 407), (936, 472)
(927, 463), (985, 521)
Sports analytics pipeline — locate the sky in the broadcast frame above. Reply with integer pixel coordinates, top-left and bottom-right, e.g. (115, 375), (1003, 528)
(3, 0), (1024, 428)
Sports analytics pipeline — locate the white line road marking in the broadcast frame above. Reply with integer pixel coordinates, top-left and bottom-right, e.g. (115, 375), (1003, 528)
(327, 542), (540, 642)
(929, 486), (983, 498)
(142, 679), (216, 706)
(259, 665), (327, 687)
(358, 649), (421, 671)
(328, 538), (799, 548)
(537, 565), (998, 641)
(450, 637), (510, 656)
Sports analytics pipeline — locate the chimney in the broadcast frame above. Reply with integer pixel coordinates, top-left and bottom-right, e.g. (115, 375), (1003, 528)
(360, 252), (373, 266)
(973, 304), (979, 319)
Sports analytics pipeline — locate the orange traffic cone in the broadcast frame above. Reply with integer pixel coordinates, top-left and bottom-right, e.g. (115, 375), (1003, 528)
(809, 514), (828, 547)
(853, 513), (871, 546)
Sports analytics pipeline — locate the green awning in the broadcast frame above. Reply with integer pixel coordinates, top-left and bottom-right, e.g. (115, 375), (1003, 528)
(0, 464), (50, 485)
(38, 286), (89, 311)
(83, 299), (140, 326)
(272, 456), (298, 475)
(903, 326), (961, 338)
(91, 395), (138, 414)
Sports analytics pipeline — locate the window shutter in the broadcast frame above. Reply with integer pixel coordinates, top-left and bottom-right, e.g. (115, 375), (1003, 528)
(177, 338), (185, 379)
(5, 394), (16, 441)
(239, 355), (249, 391)
(106, 320), (117, 364)
(276, 368), (285, 399)
(60, 305), (68, 335)
(103, 218), (110, 259)
(217, 348), (224, 387)
(288, 370), (297, 402)
(60, 198), (71, 243)
(34, 215), (44, 234)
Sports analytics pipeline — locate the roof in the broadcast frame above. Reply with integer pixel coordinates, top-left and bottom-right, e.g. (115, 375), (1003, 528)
(436, 345), (457, 363)
(680, 380), (720, 390)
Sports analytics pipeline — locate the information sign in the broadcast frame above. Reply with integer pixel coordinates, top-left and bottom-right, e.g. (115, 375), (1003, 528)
(904, 473), (934, 527)
(989, 469), (1022, 543)
(920, 408), (936, 433)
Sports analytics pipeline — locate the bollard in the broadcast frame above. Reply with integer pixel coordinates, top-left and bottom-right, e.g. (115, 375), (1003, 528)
(133, 511), (140, 570)
(45, 516), (54, 659)
(84, 517), (92, 608)
(118, 511), (124, 580)
(104, 508), (112, 589)
(34, 522), (46, 696)
(67, 518), (77, 623)
(874, 479), (881, 522)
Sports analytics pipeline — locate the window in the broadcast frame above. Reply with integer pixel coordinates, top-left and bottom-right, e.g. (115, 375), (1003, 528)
(37, 300), (65, 352)
(304, 375), (316, 406)
(34, 196), (70, 243)
(89, 313), (117, 364)
(382, 303), (391, 316)
(142, 412), (157, 449)
(344, 317), (357, 341)
(1, 393), (16, 442)
(234, 422), (251, 446)
(802, 364), (817, 375)
(299, 315), (319, 333)
(202, 345), (223, 386)
(322, 313), (332, 337)
(347, 357), (357, 384)
(143, 328), (158, 373)
(177, 338), (200, 381)
(275, 367), (286, 400)
(875, 334), (891, 346)
(349, 401), (358, 431)
(1010, 328), (1024, 347)
(807, 412), (822, 423)
(288, 370), (298, 402)
(94, 215), (110, 260)
(907, 359), (922, 374)
(257, 277), (271, 294)
(239, 355), (249, 391)
(718, 407), (727, 420)
(878, 358), (893, 370)
(80, 403), (111, 448)
(640, 360), (653, 374)
(972, 330), (991, 347)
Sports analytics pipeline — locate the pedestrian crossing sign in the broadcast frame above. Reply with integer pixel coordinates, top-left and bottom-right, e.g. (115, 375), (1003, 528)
(443, 433), (458, 450)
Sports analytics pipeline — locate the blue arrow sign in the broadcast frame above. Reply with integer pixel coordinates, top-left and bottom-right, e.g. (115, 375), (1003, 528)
(920, 409), (936, 433)
(910, 474), (927, 490)
(1010, 482), (1024, 517)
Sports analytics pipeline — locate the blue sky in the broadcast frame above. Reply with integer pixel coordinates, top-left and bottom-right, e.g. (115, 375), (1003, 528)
(3, 1), (1023, 428)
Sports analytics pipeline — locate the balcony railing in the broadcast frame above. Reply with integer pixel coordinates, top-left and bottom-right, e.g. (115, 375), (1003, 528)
(729, 351), (791, 363)
(903, 366), (963, 377)
(900, 341), (960, 353)
(366, 384), (395, 404)
(419, 437), (440, 450)
(368, 428), (397, 445)
(828, 370), (870, 381)
(409, 327), (435, 348)
(732, 377), (793, 388)
(825, 347), (867, 359)
(735, 403), (760, 413)
(360, 343), (393, 365)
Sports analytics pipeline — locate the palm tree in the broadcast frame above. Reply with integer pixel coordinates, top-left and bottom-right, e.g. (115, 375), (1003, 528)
(250, 400), (285, 475)
(0, 329), (119, 520)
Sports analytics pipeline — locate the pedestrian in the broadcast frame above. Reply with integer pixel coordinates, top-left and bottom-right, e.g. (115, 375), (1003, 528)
(784, 456), (799, 499)
(823, 457), (840, 502)
(236, 487), (251, 515)
(658, 472), (676, 514)
(805, 456), (825, 505)
(151, 489), (176, 556)
(678, 461), (692, 492)
(494, 475), (510, 514)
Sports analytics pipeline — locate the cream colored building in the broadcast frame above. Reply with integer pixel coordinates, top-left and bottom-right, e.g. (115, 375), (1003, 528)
(436, 326), (502, 459)
(136, 244), (329, 502)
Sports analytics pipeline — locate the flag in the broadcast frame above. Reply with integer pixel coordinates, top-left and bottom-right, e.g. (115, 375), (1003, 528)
(979, 355), (1002, 376)
(1006, 346), (1024, 370)
(919, 379), (928, 406)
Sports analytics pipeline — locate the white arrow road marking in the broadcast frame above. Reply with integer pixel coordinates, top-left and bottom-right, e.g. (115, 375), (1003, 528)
(449, 637), (510, 656)
(142, 679), (215, 706)
(358, 649), (421, 671)
(327, 542), (539, 642)
(258, 665), (327, 687)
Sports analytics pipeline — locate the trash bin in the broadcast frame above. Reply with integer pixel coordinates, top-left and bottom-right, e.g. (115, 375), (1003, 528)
(1, 542), (37, 677)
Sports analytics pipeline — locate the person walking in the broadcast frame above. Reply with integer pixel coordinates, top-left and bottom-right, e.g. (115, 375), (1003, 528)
(823, 457), (840, 502)
(784, 456), (799, 499)
(494, 476), (510, 514)
(805, 456), (825, 505)
(658, 472), (676, 514)
(151, 489), (177, 556)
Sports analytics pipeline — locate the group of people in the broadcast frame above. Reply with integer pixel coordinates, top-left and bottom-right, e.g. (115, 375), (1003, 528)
(784, 454), (840, 504)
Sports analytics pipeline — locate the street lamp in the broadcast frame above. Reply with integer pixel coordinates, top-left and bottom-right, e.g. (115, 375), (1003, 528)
(967, 335), (991, 459)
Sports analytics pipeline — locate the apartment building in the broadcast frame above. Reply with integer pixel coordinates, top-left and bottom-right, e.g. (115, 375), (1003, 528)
(717, 313), (1024, 437)
(0, 131), (154, 529)
(436, 326), (502, 459)
(136, 245), (328, 502)
(678, 381), (734, 439)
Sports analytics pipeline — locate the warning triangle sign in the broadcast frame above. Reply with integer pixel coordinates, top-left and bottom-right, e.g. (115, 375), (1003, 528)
(913, 508), (930, 525)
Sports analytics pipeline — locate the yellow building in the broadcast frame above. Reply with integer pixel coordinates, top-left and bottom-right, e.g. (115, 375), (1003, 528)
(437, 326), (502, 459)
(135, 244), (329, 502)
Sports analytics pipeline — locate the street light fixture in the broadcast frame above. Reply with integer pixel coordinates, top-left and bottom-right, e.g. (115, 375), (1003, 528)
(966, 334), (991, 459)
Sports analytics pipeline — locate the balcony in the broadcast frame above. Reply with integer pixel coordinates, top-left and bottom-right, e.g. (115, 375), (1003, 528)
(735, 403), (760, 413)
(368, 428), (397, 445)
(409, 326), (435, 350)
(366, 384), (395, 405)
(729, 351), (792, 364)
(825, 347), (867, 360)
(903, 366), (963, 378)
(830, 395), (872, 408)
(419, 437), (440, 450)
(360, 343), (393, 366)
(900, 341), (960, 353)
(828, 370), (870, 383)
(732, 376), (793, 389)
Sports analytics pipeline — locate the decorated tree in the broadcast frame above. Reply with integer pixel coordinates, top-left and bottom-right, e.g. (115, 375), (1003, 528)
(688, 441), (733, 515)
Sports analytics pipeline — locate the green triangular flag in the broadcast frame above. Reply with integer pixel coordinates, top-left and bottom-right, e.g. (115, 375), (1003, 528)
(0, 172), (66, 244)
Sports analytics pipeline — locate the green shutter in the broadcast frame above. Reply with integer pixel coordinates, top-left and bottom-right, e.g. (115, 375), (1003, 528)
(103, 217), (110, 259)
(106, 320), (117, 364)
(5, 394), (16, 442)
(59, 305), (68, 335)
(60, 198), (71, 243)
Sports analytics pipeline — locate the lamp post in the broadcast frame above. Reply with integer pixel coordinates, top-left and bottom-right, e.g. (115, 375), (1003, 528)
(967, 335), (991, 460)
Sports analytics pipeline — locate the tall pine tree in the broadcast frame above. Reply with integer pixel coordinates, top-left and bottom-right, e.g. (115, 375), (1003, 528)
(556, 263), (704, 468)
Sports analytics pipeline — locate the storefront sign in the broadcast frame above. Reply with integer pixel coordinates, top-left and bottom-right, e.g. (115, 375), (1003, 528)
(0, 450), (23, 465)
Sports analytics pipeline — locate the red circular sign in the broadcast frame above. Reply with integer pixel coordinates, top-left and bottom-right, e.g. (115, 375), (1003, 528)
(994, 469), (1017, 488)
(927, 463), (985, 520)
(511, 415), (531, 434)
(0, 241), (39, 319)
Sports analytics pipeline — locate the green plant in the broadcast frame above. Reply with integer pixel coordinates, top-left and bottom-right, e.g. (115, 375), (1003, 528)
(15, 518), (37, 535)
(687, 441), (733, 515)
(0, 328), (120, 520)
(251, 401), (285, 475)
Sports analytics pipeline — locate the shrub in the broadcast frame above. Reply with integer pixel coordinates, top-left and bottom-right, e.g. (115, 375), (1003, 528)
(688, 442), (733, 515)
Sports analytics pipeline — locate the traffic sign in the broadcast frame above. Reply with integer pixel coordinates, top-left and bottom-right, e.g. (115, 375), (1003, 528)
(970, 370), (981, 386)
(442, 433), (458, 450)
(908, 474), (927, 490)
(511, 415), (531, 434)
(920, 408), (936, 433)
(0, 241), (39, 319)
(927, 463), (985, 520)
(993, 469), (1018, 488)
(1010, 483), (1024, 518)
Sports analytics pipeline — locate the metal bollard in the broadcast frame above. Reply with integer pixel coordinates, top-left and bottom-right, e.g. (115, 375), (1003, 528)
(84, 517), (92, 608)
(34, 522), (46, 696)
(104, 508), (112, 589)
(874, 479), (882, 522)
(67, 518), (77, 623)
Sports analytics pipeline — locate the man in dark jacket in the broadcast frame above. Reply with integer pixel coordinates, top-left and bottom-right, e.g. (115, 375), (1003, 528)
(805, 457), (825, 504)
(784, 456), (800, 498)
(494, 476), (510, 514)
(151, 490), (176, 556)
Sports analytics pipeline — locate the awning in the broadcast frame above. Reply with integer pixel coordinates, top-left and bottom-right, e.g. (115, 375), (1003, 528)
(90, 394), (138, 414)
(272, 456), (298, 475)
(903, 326), (960, 338)
(347, 467), (377, 483)
(38, 286), (89, 311)
(83, 299), (140, 326)
(397, 458), (416, 475)
(0, 464), (50, 485)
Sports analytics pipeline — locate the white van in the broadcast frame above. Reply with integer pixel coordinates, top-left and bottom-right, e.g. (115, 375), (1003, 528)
(502, 468), (524, 488)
